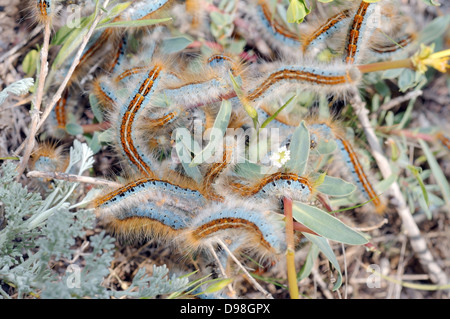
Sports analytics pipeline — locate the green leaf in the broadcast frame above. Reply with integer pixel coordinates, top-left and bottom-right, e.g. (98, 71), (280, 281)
(98, 128), (114, 143)
(302, 233), (342, 291)
(317, 139), (337, 155)
(52, 27), (89, 69)
(314, 175), (357, 197)
(162, 36), (193, 54)
(286, 0), (311, 24)
(292, 201), (368, 245)
(297, 242), (319, 281)
(417, 15), (450, 45)
(190, 100), (232, 166)
(22, 50), (39, 77)
(65, 123), (84, 136)
(201, 278), (234, 295)
(407, 165), (430, 208)
(175, 129), (203, 184)
(260, 95), (296, 129)
(97, 17), (172, 29)
(285, 121), (310, 175)
(229, 70), (258, 124)
(418, 140), (450, 206)
(89, 94), (103, 122)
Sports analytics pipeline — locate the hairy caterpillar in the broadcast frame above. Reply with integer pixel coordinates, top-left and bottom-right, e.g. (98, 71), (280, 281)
(343, 0), (379, 64)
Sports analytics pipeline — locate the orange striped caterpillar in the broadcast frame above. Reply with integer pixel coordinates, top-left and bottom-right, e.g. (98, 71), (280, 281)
(246, 63), (361, 103)
(229, 172), (313, 202)
(343, 0), (379, 64)
(185, 200), (286, 258)
(308, 120), (385, 213)
(436, 132), (450, 150)
(256, 0), (301, 49)
(302, 9), (351, 56)
(116, 64), (164, 176)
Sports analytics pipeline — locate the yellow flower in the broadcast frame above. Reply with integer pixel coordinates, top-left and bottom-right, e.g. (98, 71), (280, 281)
(411, 44), (450, 74)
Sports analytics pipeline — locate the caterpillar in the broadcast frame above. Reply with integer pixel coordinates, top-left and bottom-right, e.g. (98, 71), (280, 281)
(230, 172), (313, 202)
(94, 175), (207, 213)
(246, 63), (361, 103)
(343, 0), (379, 64)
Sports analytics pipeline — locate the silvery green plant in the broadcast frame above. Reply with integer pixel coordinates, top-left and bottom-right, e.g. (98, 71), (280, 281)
(0, 141), (192, 299)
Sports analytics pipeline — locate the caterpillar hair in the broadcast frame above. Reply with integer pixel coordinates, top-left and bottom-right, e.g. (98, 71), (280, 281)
(306, 118), (385, 213)
(343, 0), (379, 64)
(245, 61), (361, 105)
(29, 141), (67, 174)
(251, 0), (302, 59)
(97, 201), (191, 244)
(185, 200), (286, 258)
(436, 132), (450, 150)
(108, 61), (166, 176)
(93, 175), (207, 214)
(302, 9), (352, 57)
(229, 172), (313, 202)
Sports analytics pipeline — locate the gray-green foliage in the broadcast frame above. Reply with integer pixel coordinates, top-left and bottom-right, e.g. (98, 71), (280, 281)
(0, 142), (191, 299)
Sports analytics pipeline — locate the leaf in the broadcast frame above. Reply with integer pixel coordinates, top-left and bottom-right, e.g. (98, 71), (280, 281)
(302, 233), (342, 291)
(65, 123), (84, 136)
(22, 50), (39, 77)
(162, 36), (193, 54)
(190, 100), (232, 166)
(260, 95), (296, 129)
(229, 70), (258, 124)
(417, 15), (450, 45)
(175, 129), (203, 183)
(292, 201), (368, 245)
(285, 121), (310, 175)
(314, 175), (357, 197)
(201, 278), (234, 295)
(407, 165), (430, 208)
(89, 94), (103, 122)
(98, 128), (114, 143)
(97, 17), (172, 29)
(297, 242), (319, 281)
(0, 78), (34, 105)
(418, 140), (450, 206)
(317, 139), (337, 155)
(286, 0), (311, 24)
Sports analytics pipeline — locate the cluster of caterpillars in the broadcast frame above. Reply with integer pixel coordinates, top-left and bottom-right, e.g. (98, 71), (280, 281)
(29, 0), (449, 293)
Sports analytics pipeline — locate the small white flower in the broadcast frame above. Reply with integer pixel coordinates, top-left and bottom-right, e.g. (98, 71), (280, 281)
(270, 146), (291, 168)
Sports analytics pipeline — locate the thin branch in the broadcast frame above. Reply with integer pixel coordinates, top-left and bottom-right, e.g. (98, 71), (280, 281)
(379, 90), (423, 112)
(27, 170), (121, 188)
(14, 1), (111, 160)
(16, 21), (51, 179)
(351, 92), (448, 286)
(216, 238), (273, 299)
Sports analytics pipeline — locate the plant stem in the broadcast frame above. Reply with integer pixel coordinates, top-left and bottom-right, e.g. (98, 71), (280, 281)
(283, 196), (299, 299)
(357, 58), (413, 74)
(16, 21), (51, 179)
(351, 92), (448, 286)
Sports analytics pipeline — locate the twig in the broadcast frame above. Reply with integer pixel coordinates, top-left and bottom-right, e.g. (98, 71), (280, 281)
(16, 21), (51, 179)
(27, 170), (121, 188)
(311, 266), (334, 299)
(14, 1), (111, 160)
(216, 238), (273, 299)
(354, 218), (389, 232)
(379, 90), (423, 112)
(207, 243), (237, 298)
(351, 92), (448, 286)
